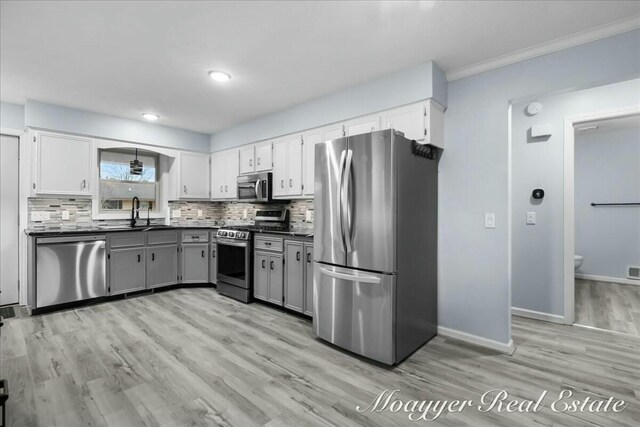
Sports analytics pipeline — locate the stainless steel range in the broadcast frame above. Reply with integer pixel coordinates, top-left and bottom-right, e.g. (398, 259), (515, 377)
(216, 209), (289, 303)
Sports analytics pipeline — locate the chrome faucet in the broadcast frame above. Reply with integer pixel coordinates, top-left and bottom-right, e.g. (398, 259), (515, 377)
(131, 196), (140, 227)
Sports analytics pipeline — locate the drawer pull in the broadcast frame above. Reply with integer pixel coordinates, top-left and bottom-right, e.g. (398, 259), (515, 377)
(262, 259), (266, 268)
(152, 253), (155, 261)
(137, 254), (141, 263)
(307, 252), (311, 263)
(201, 250), (205, 258)
(296, 251), (300, 261)
(270, 260), (274, 270)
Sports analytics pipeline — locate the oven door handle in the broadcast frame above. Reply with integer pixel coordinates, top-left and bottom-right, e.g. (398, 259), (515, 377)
(217, 240), (248, 248)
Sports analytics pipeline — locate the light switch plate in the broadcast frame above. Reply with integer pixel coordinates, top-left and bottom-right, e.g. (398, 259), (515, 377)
(197, 209), (203, 218)
(172, 209), (181, 218)
(526, 212), (536, 225)
(485, 213), (496, 229)
(242, 209), (248, 219)
(31, 211), (50, 221)
(61, 211), (70, 221)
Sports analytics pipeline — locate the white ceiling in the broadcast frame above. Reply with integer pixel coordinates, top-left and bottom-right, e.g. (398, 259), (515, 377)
(2, 1), (639, 134)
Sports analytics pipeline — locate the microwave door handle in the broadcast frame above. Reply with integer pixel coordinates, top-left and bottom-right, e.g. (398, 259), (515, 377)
(255, 179), (261, 199)
(341, 149), (353, 253)
(319, 267), (381, 284)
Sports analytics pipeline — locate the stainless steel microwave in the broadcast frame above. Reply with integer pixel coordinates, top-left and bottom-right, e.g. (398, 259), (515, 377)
(237, 172), (274, 203)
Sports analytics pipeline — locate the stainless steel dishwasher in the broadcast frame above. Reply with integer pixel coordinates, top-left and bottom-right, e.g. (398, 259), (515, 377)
(36, 235), (107, 308)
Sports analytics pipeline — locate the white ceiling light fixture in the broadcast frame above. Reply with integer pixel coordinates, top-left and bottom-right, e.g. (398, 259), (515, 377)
(142, 113), (159, 121)
(208, 70), (232, 82)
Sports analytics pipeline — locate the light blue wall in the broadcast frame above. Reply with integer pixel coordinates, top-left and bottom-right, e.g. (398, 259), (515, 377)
(210, 61), (447, 150)
(25, 100), (210, 152)
(448, 30), (639, 343)
(575, 126), (639, 279)
(0, 102), (25, 130)
(511, 79), (640, 316)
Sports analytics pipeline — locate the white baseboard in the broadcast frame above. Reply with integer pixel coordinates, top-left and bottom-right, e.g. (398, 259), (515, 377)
(438, 326), (515, 355)
(512, 307), (565, 324)
(575, 273), (640, 286)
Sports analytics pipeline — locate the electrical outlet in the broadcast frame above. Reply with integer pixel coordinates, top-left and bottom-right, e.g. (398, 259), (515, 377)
(243, 209), (248, 219)
(172, 209), (181, 218)
(526, 212), (536, 225)
(61, 211), (70, 221)
(197, 209), (203, 218)
(484, 213), (496, 229)
(305, 210), (313, 222)
(31, 211), (50, 221)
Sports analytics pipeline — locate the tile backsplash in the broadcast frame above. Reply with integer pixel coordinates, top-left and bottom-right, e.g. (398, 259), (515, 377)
(28, 197), (314, 230)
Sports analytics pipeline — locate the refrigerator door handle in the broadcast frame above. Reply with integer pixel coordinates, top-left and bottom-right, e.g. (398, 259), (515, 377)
(319, 266), (381, 284)
(338, 150), (348, 252)
(341, 149), (354, 253)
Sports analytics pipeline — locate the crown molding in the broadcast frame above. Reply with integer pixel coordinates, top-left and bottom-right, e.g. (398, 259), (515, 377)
(446, 15), (640, 82)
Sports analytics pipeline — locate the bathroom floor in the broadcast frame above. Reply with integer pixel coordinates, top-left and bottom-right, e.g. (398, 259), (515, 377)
(575, 279), (640, 336)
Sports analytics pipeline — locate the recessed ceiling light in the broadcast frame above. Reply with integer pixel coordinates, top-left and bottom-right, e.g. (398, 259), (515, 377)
(208, 70), (231, 82)
(142, 113), (159, 121)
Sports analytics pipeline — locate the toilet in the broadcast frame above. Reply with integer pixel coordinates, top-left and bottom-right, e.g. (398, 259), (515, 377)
(574, 255), (584, 271)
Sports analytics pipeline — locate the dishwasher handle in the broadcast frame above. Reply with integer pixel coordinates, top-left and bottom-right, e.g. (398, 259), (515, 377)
(37, 235), (107, 244)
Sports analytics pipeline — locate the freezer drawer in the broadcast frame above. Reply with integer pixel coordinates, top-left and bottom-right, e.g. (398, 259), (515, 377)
(313, 263), (395, 365)
(36, 236), (106, 308)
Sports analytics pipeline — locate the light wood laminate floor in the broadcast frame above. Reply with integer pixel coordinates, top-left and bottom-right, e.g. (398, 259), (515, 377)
(1, 288), (639, 426)
(575, 279), (640, 336)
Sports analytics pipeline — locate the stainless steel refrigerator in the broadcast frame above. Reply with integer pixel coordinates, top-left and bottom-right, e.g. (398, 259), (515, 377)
(313, 129), (438, 365)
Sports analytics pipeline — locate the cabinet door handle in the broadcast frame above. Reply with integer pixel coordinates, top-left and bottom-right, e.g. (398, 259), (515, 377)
(201, 250), (205, 258)
(183, 185), (187, 194)
(152, 253), (155, 261)
(137, 254), (141, 262)
(212, 250), (216, 258)
(289, 179), (293, 188)
(220, 185), (223, 192)
(249, 158), (253, 167)
(257, 157), (261, 165)
(270, 260), (274, 270)
(280, 179), (284, 188)
(296, 251), (300, 261)
(225, 185), (228, 192)
(307, 252), (311, 263)
(81, 179), (86, 189)
(262, 259), (266, 268)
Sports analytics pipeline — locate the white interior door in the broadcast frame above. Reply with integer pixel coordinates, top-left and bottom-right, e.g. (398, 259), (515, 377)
(0, 135), (20, 306)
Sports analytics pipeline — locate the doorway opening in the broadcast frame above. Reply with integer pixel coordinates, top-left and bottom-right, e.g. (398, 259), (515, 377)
(0, 134), (20, 307)
(564, 110), (640, 335)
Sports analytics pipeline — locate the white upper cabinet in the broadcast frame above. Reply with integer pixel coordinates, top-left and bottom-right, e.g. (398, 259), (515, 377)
(179, 152), (210, 199)
(302, 128), (322, 196)
(210, 152), (226, 199)
(224, 149), (239, 199)
(273, 135), (303, 198)
(35, 132), (92, 196)
(382, 103), (426, 141)
(255, 141), (272, 172)
(322, 123), (345, 142)
(239, 145), (255, 175)
(211, 148), (240, 200)
(346, 114), (380, 137)
(382, 100), (444, 148)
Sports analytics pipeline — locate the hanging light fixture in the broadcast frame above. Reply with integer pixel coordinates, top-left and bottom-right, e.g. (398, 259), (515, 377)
(130, 149), (143, 175)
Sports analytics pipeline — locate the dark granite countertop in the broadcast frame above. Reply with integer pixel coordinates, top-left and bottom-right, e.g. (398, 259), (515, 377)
(25, 224), (313, 238)
(25, 224), (222, 237)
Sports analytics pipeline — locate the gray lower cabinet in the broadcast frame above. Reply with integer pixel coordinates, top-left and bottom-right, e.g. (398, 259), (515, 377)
(284, 241), (304, 313)
(254, 251), (269, 301)
(182, 243), (209, 283)
(268, 253), (284, 305)
(146, 244), (178, 289)
(209, 242), (218, 284)
(109, 247), (146, 295)
(303, 243), (314, 316)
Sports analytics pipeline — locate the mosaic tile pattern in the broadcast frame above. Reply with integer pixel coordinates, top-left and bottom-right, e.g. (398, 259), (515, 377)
(27, 198), (314, 230)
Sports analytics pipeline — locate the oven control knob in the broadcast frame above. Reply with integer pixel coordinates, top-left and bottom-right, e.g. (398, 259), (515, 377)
(220, 231), (227, 237)
(228, 231), (235, 238)
(238, 232), (244, 239)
